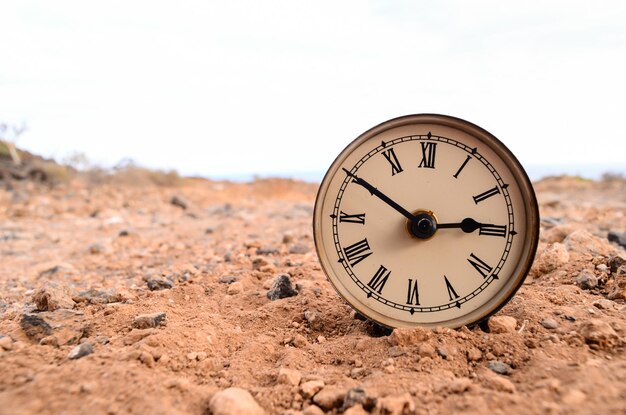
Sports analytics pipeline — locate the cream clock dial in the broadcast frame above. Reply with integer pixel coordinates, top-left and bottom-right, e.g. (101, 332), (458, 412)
(313, 114), (539, 329)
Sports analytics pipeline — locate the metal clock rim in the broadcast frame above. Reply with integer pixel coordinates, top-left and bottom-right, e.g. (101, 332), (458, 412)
(313, 113), (540, 329)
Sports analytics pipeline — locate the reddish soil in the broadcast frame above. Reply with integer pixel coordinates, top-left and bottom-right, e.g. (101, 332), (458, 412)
(0, 175), (625, 415)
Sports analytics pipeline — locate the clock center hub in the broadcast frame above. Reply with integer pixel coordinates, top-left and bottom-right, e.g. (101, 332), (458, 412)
(408, 210), (438, 239)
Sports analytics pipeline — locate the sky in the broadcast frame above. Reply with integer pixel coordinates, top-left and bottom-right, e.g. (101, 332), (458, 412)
(1, 0), (625, 180)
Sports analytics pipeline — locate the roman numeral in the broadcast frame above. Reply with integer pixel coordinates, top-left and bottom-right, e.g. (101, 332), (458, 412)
(418, 142), (437, 169)
(368, 265), (391, 294)
(382, 147), (403, 175)
(444, 275), (460, 302)
(467, 253), (493, 278)
(339, 211), (366, 224)
(453, 155), (471, 178)
(343, 238), (373, 267)
(406, 279), (420, 305)
(479, 224), (507, 237)
(473, 186), (500, 204)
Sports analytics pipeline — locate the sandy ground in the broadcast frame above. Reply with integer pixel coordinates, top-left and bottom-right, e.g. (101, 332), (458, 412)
(0, 175), (625, 415)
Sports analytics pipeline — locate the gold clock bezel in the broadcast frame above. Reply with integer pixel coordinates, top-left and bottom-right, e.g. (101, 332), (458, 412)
(313, 114), (539, 329)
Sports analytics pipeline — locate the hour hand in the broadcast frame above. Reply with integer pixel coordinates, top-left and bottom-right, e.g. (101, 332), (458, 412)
(437, 218), (499, 234)
(342, 168), (415, 221)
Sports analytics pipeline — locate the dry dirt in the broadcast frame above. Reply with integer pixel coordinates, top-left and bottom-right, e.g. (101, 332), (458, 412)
(0, 175), (625, 415)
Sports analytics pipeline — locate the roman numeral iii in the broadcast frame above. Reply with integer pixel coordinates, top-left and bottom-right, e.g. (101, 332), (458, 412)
(479, 224), (507, 237)
(342, 238), (373, 267)
(368, 265), (391, 294)
(418, 142), (437, 169)
(382, 147), (403, 176)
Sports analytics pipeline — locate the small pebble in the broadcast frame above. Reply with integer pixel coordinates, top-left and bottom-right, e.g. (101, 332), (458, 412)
(219, 275), (238, 284)
(68, 343), (93, 360)
(288, 244), (309, 254)
(208, 387), (265, 415)
(300, 380), (325, 399)
(488, 315), (518, 333)
(226, 282), (243, 295)
(277, 368), (302, 386)
(266, 274), (298, 301)
(313, 386), (346, 411)
(132, 312), (167, 329)
(146, 279), (173, 291)
(170, 196), (187, 210)
(541, 318), (559, 330)
(575, 271), (597, 290)
(487, 361), (512, 375)
(304, 310), (322, 330)
(0, 336), (13, 351)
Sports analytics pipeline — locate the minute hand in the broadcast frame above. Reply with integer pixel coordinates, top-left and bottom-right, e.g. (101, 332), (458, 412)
(342, 168), (416, 221)
(437, 218), (494, 234)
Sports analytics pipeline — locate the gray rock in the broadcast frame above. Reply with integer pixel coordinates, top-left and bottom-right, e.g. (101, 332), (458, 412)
(342, 387), (369, 411)
(132, 312), (167, 329)
(487, 361), (512, 375)
(146, 278), (173, 291)
(541, 318), (559, 329)
(256, 247), (279, 255)
(20, 310), (88, 345)
(219, 275), (238, 284)
(288, 244), (309, 254)
(575, 271), (597, 290)
(68, 342), (93, 360)
(20, 314), (52, 340)
(609, 255), (625, 274)
(608, 231), (626, 248)
(266, 274), (298, 301)
(170, 195), (187, 210)
(74, 288), (120, 304)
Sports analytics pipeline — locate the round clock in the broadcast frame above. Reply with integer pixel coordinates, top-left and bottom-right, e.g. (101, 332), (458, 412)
(313, 114), (539, 329)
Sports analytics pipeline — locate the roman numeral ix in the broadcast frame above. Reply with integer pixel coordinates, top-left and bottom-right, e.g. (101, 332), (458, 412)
(339, 211), (366, 224)
(342, 238), (373, 267)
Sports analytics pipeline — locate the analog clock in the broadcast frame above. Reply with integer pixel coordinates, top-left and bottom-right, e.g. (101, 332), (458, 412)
(313, 114), (539, 328)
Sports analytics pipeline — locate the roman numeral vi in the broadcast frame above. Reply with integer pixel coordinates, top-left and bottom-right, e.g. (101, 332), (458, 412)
(406, 279), (420, 305)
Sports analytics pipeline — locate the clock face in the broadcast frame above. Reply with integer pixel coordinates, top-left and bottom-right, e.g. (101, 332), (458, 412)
(313, 114), (539, 328)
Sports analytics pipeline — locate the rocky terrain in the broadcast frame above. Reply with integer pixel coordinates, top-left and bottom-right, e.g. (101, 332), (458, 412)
(0, 172), (625, 415)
